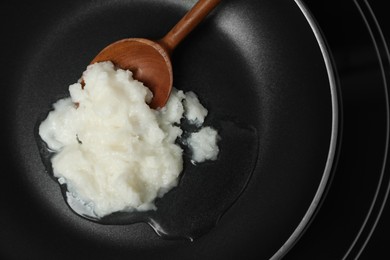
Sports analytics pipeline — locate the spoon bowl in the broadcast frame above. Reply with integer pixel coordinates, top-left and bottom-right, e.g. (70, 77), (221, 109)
(90, 38), (172, 109)
(90, 0), (221, 109)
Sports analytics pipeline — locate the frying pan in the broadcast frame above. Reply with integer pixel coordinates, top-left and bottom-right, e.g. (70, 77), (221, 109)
(1, 0), (337, 259)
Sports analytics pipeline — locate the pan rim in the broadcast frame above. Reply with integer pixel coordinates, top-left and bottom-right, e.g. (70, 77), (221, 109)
(270, 1), (340, 259)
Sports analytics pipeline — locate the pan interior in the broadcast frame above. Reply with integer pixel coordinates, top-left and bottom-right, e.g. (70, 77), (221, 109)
(3, 0), (335, 259)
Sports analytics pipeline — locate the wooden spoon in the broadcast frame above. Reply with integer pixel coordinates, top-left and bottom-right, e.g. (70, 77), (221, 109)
(90, 0), (221, 109)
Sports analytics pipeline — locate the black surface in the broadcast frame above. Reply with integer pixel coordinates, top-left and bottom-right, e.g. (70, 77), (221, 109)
(355, 1), (390, 258)
(1, 1), (335, 260)
(285, 0), (390, 259)
(4, 0), (389, 259)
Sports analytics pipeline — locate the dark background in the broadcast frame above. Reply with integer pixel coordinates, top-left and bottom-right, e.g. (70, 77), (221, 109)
(286, 1), (390, 259)
(357, 1), (389, 258)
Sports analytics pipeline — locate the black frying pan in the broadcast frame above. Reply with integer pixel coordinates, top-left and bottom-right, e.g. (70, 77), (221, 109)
(1, 0), (337, 259)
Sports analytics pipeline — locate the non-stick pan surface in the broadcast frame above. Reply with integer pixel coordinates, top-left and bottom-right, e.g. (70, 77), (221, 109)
(1, 0), (336, 259)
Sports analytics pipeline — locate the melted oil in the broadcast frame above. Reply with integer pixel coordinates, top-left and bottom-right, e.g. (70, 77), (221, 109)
(36, 119), (259, 241)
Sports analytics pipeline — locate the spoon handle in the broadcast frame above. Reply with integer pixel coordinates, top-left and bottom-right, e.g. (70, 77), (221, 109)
(159, 0), (221, 54)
